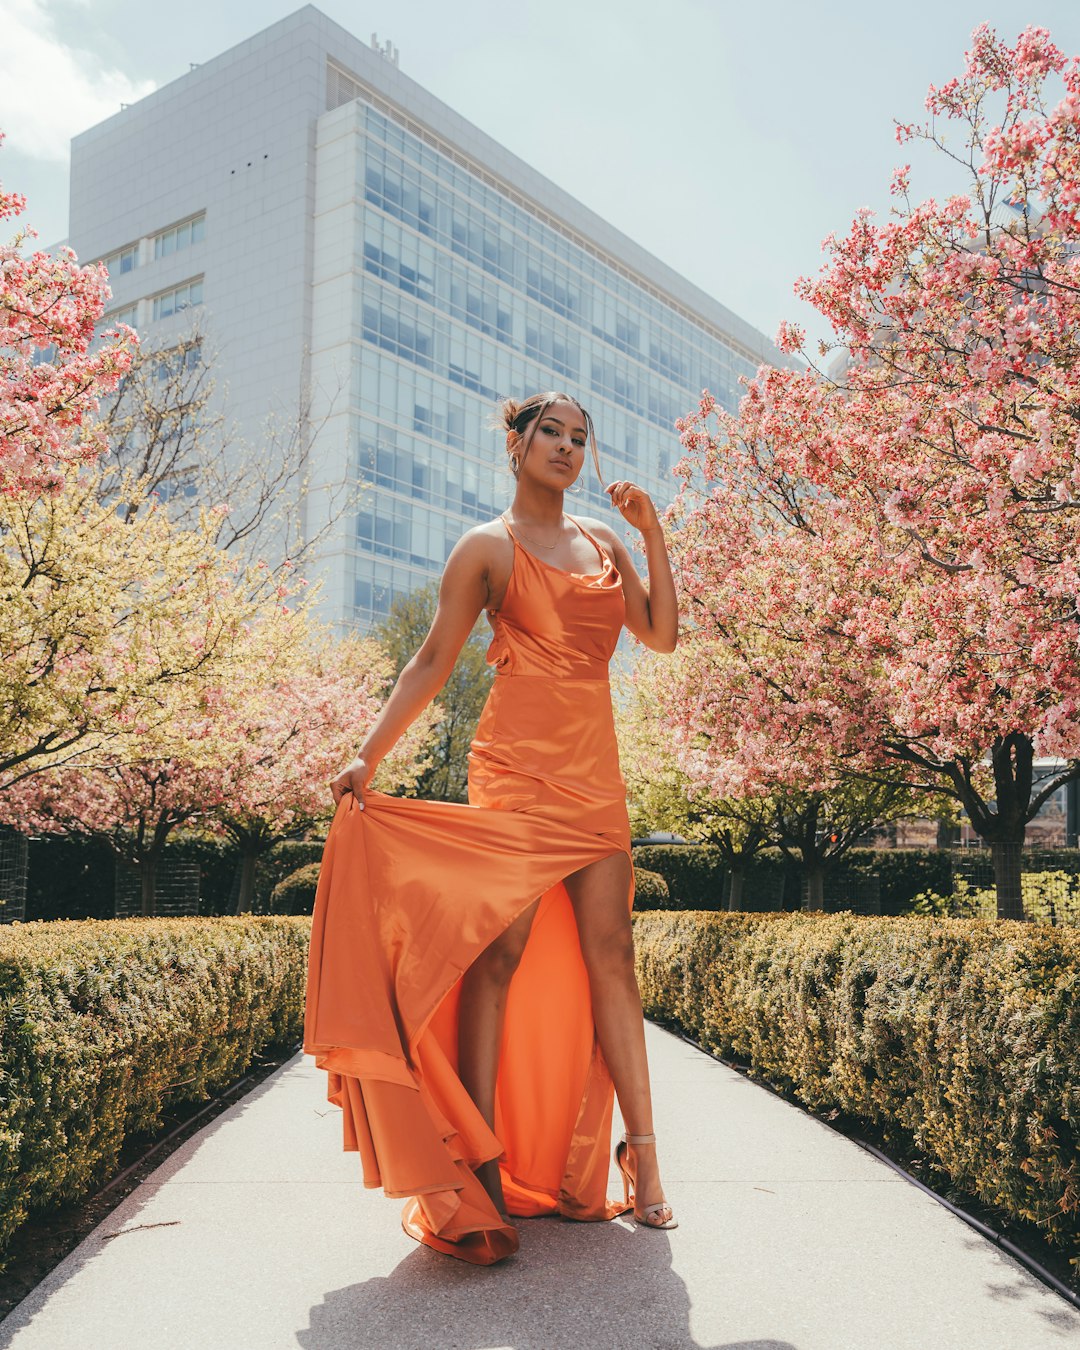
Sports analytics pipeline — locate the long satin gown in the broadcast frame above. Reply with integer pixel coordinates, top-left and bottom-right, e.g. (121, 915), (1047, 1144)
(302, 516), (634, 1264)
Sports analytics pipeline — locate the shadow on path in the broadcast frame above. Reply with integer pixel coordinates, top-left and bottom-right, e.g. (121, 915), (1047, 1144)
(298, 1213), (798, 1350)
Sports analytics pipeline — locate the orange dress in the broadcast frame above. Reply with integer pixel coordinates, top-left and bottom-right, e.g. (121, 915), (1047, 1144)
(302, 517), (633, 1265)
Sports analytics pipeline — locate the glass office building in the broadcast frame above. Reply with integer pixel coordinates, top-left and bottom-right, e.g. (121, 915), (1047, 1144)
(64, 7), (783, 629)
(312, 63), (775, 625)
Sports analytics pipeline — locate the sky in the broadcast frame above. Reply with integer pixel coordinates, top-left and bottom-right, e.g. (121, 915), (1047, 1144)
(2, 0), (1080, 354)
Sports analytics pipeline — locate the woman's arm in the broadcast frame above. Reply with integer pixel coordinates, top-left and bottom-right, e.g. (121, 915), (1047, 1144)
(330, 530), (494, 806)
(586, 482), (678, 653)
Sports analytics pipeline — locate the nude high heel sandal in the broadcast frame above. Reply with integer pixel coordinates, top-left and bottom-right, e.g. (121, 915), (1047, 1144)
(614, 1132), (678, 1230)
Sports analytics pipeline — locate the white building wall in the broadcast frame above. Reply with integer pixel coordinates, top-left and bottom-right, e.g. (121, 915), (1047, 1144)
(62, 5), (789, 632)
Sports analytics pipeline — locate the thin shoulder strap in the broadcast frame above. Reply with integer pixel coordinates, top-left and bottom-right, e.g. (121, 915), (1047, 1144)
(499, 513), (518, 543)
(569, 516), (609, 568)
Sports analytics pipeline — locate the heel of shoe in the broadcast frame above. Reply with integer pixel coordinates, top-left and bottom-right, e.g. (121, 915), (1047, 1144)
(613, 1139), (632, 1205)
(619, 1132), (678, 1230)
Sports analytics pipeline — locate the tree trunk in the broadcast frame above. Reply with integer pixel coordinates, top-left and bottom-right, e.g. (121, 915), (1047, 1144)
(803, 865), (825, 912)
(140, 856), (158, 917)
(233, 848), (259, 916)
(727, 868), (745, 912)
(991, 842), (1025, 922)
(988, 733), (1032, 921)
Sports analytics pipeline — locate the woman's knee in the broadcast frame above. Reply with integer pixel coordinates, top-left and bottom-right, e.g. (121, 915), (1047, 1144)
(467, 918), (531, 987)
(580, 921), (636, 982)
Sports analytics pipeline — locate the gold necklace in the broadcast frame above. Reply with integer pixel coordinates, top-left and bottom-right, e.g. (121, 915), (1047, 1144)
(504, 512), (566, 549)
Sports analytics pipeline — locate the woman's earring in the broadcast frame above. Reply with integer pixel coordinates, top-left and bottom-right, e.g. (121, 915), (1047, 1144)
(509, 454), (520, 475)
(567, 477), (583, 494)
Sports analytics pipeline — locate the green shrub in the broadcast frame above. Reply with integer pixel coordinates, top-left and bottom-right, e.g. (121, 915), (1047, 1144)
(253, 839), (326, 912)
(633, 910), (1080, 1258)
(0, 915), (310, 1271)
(26, 835), (116, 921)
(631, 844), (725, 909)
(24, 832), (243, 921)
(168, 834), (243, 915)
(909, 889), (951, 918)
(632, 868), (669, 909)
(270, 863), (322, 915)
(844, 848), (953, 916)
(946, 872), (1080, 926)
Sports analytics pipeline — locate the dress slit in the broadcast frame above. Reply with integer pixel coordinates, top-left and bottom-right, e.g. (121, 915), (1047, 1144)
(304, 513), (634, 1265)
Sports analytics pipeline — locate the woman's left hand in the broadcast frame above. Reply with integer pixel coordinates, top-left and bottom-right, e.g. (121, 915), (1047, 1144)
(606, 480), (662, 535)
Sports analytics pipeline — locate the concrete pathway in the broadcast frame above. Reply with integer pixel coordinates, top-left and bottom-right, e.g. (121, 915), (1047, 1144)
(2, 1022), (1078, 1350)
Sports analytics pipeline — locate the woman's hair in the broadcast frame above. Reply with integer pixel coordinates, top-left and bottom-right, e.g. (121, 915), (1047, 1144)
(494, 391), (603, 486)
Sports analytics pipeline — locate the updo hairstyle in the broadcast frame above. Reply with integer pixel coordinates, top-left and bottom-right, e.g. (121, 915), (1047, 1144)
(494, 391), (603, 485)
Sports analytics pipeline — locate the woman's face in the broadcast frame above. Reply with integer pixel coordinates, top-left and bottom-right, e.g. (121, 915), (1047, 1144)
(514, 401), (588, 490)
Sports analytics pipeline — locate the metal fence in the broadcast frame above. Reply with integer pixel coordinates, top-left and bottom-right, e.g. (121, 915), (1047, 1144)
(728, 867), (882, 915)
(0, 828), (28, 924)
(948, 845), (1080, 926)
(821, 872), (882, 917)
(114, 858), (201, 918)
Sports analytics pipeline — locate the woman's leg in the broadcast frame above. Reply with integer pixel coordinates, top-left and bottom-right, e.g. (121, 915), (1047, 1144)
(457, 897), (540, 1215)
(562, 852), (672, 1222)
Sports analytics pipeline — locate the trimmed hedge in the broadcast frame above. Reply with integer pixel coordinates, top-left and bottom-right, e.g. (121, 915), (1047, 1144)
(632, 868), (669, 909)
(270, 863), (322, 915)
(254, 839), (326, 913)
(630, 845), (967, 916)
(21, 832), (329, 921)
(0, 916), (310, 1271)
(845, 848), (952, 916)
(631, 844), (725, 909)
(633, 910), (1080, 1257)
(26, 835), (116, 921)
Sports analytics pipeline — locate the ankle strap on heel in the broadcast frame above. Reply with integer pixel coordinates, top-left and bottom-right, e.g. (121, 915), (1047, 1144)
(623, 1132), (657, 1145)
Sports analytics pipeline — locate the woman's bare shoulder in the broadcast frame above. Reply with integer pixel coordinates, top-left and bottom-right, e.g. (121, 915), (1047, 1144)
(571, 515), (625, 557)
(445, 518), (513, 572)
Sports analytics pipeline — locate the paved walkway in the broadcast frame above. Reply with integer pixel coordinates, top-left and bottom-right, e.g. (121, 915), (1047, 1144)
(2, 1022), (1078, 1350)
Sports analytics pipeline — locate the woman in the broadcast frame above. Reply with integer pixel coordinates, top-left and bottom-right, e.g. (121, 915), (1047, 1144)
(304, 391), (678, 1265)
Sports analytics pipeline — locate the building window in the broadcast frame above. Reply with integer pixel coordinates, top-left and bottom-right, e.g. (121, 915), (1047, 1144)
(101, 244), (139, 276)
(152, 277), (204, 321)
(153, 213), (207, 260)
(102, 302), (139, 328)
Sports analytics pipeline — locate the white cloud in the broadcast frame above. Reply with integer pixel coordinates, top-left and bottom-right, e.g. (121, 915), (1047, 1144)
(0, 0), (156, 161)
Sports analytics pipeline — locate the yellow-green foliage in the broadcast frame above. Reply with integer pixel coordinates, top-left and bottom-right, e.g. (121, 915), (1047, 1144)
(0, 915), (310, 1271)
(270, 863), (321, 915)
(634, 911), (1080, 1257)
(951, 873), (1080, 926)
(632, 868), (669, 909)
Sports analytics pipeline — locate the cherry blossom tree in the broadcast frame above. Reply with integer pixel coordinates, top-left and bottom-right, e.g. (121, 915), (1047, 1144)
(9, 617), (438, 916)
(0, 469), (288, 794)
(211, 633), (438, 914)
(1, 133), (134, 494)
(374, 581), (491, 802)
(1, 562), (315, 912)
(669, 25), (1080, 918)
(621, 653), (925, 910)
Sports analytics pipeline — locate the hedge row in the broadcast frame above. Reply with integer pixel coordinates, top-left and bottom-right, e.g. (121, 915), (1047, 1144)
(267, 860), (673, 916)
(20, 834), (328, 921)
(270, 863), (322, 914)
(631, 845), (960, 916)
(633, 868), (669, 907)
(633, 910), (1080, 1256)
(0, 916), (310, 1271)
(633, 844), (725, 909)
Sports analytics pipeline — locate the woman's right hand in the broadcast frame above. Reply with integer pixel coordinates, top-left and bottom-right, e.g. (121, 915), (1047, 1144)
(330, 756), (374, 809)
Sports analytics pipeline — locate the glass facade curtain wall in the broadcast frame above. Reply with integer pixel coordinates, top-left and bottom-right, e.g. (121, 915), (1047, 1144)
(314, 77), (761, 628)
